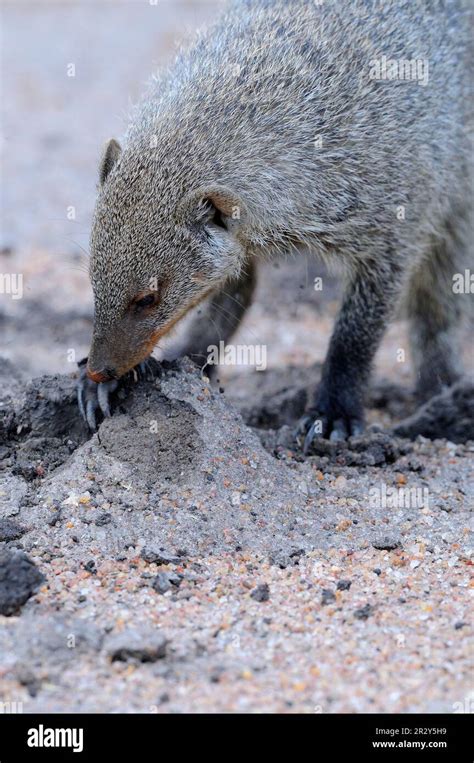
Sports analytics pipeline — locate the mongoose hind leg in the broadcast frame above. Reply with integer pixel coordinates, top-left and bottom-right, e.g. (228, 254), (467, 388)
(407, 231), (465, 402)
(164, 258), (257, 376)
(297, 255), (406, 451)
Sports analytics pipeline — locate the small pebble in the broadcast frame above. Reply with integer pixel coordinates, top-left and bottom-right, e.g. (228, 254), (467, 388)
(321, 588), (336, 605)
(337, 579), (352, 591)
(250, 583), (270, 602)
(354, 603), (374, 620)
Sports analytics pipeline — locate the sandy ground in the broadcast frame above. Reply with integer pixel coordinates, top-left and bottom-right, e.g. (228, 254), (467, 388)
(0, 1), (473, 714)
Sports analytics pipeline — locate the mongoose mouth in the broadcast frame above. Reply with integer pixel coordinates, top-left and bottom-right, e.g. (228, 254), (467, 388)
(85, 326), (175, 385)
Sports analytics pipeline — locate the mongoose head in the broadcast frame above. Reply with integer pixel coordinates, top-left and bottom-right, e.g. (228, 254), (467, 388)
(87, 138), (247, 382)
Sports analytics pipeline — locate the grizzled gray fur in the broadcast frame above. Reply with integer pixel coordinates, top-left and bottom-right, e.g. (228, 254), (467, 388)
(80, 0), (472, 447)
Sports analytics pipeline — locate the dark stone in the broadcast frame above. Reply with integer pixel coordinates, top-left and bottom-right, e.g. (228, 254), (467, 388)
(95, 513), (112, 526)
(337, 579), (352, 591)
(152, 571), (183, 594)
(289, 548), (306, 560)
(47, 510), (62, 527)
(15, 665), (41, 697)
(321, 588), (336, 605)
(0, 549), (45, 616)
(250, 583), (270, 602)
(269, 549), (306, 569)
(141, 548), (181, 565)
(106, 630), (168, 663)
(0, 518), (27, 542)
(354, 603), (374, 620)
(372, 536), (401, 551)
(210, 666), (225, 683)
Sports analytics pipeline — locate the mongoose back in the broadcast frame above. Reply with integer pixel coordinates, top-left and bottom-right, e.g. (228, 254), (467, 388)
(79, 0), (472, 447)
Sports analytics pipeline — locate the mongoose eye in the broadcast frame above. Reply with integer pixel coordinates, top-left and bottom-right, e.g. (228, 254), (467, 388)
(131, 292), (159, 313)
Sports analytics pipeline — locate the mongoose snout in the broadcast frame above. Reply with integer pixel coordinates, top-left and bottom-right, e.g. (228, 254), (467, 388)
(86, 368), (114, 384)
(78, 0), (472, 446)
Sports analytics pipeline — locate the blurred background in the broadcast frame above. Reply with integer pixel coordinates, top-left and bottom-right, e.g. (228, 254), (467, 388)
(3, 0), (465, 396)
(1, 0), (222, 376)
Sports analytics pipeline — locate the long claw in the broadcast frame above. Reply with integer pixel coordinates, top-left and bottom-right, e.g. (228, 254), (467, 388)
(303, 420), (325, 454)
(298, 411), (365, 452)
(98, 380), (118, 418)
(86, 399), (97, 431)
(77, 384), (86, 421)
(294, 414), (313, 441)
(303, 427), (314, 455)
(77, 356), (159, 430)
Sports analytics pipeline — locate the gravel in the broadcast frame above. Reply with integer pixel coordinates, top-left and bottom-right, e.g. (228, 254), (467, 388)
(0, 357), (471, 712)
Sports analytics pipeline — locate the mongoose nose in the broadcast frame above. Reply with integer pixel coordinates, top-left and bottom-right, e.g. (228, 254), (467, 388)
(87, 367), (115, 384)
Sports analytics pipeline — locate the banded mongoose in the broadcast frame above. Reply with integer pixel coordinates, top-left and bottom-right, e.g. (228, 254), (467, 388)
(78, 0), (472, 450)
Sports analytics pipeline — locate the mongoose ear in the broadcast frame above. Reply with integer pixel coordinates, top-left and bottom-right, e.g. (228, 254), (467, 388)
(178, 186), (246, 233)
(99, 138), (122, 185)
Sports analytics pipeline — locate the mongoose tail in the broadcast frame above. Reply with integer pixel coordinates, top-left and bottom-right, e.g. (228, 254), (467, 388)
(79, 0), (472, 441)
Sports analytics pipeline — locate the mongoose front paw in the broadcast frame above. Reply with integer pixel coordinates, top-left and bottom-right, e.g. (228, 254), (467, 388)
(77, 359), (119, 431)
(77, 357), (160, 430)
(295, 386), (365, 453)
